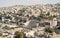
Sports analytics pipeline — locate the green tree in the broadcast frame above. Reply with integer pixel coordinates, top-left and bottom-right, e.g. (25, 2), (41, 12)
(46, 12), (50, 16)
(39, 14), (45, 18)
(0, 33), (2, 36)
(45, 27), (55, 33)
(14, 31), (24, 38)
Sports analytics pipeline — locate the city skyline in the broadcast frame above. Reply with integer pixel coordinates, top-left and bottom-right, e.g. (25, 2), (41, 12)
(0, 0), (60, 7)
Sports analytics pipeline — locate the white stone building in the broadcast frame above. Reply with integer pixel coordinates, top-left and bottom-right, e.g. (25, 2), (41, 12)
(50, 18), (57, 28)
(24, 30), (35, 37)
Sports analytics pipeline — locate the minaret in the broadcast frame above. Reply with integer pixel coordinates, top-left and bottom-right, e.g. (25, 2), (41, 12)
(2, 17), (5, 23)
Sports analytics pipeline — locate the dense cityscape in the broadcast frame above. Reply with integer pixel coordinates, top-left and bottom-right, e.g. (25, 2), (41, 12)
(0, 3), (60, 38)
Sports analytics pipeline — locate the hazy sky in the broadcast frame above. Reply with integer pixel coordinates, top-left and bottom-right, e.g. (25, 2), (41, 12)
(0, 0), (60, 7)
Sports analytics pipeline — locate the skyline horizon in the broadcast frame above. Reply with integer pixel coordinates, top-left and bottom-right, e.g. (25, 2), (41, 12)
(0, 0), (60, 7)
